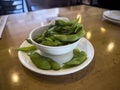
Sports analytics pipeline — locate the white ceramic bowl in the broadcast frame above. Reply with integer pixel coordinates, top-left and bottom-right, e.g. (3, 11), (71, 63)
(29, 17), (81, 55)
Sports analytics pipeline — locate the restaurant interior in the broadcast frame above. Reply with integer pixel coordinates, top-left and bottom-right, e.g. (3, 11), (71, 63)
(0, 0), (120, 90)
(0, 0), (120, 15)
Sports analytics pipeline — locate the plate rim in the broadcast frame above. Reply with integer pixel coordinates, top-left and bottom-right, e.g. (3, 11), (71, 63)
(103, 15), (120, 24)
(103, 10), (120, 21)
(18, 37), (94, 76)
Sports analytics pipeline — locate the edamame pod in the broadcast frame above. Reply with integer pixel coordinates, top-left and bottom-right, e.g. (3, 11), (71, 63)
(55, 18), (79, 26)
(26, 39), (33, 44)
(53, 29), (86, 42)
(46, 59), (61, 70)
(28, 52), (51, 70)
(28, 52), (61, 70)
(55, 20), (72, 26)
(63, 49), (87, 68)
(41, 39), (62, 46)
(16, 46), (37, 52)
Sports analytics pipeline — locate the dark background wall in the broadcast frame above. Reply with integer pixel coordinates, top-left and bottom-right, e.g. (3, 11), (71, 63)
(97, 0), (120, 10)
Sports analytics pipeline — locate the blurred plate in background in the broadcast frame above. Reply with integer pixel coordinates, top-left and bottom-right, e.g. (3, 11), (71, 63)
(103, 10), (120, 21)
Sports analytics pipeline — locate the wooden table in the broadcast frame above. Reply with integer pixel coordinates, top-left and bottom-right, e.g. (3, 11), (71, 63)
(0, 5), (120, 90)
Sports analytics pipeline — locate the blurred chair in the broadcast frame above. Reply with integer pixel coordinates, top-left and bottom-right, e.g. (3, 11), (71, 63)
(70, 0), (82, 5)
(0, 0), (24, 15)
(66, 0), (82, 6)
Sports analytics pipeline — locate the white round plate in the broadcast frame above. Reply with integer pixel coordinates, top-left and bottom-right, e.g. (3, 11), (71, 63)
(103, 10), (120, 21)
(18, 38), (94, 76)
(103, 15), (120, 24)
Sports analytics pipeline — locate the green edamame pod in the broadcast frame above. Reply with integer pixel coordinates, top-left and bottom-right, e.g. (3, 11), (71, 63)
(63, 49), (87, 68)
(46, 58), (61, 70)
(63, 52), (87, 66)
(28, 52), (51, 70)
(45, 26), (57, 36)
(16, 46), (37, 52)
(28, 52), (61, 70)
(26, 39), (33, 44)
(41, 39), (63, 46)
(55, 18), (79, 26)
(50, 61), (61, 70)
(73, 48), (81, 57)
(34, 36), (44, 43)
(55, 20), (72, 26)
(53, 29), (86, 42)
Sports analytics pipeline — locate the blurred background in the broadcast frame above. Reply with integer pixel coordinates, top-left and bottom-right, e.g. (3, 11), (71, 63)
(0, 0), (120, 15)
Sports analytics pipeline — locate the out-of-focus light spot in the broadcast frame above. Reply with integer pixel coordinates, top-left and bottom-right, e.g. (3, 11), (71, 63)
(100, 27), (106, 33)
(76, 14), (82, 23)
(8, 48), (13, 56)
(8, 48), (12, 55)
(11, 73), (19, 83)
(86, 32), (91, 39)
(107, 42), (114, 52)
(8, 47), (15, 57)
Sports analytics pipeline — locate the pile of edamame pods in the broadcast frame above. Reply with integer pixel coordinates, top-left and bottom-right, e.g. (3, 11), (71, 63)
(34, 18), (86, 46)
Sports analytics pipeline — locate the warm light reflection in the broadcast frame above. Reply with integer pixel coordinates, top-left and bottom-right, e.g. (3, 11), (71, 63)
(100, 27), (106, 33)
(11, 73), (19, 83)
(8, 48), (12, 55)
(76, 14), (82, 23)
(8, 47), (14, 57)
(107, 42), (114, 52)
(86, 32), (91, 39)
